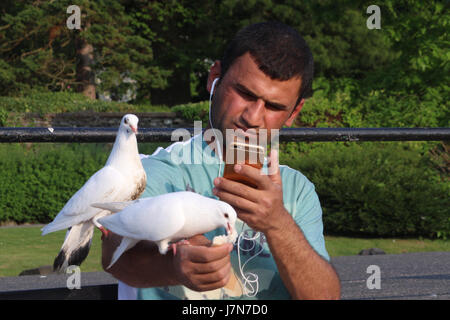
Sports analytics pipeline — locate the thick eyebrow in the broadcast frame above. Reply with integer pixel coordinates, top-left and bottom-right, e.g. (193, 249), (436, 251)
(234, 83), (289, 110)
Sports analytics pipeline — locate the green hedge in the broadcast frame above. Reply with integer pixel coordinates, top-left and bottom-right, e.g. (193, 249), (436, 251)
(280, 142), (450, 239)
(172, 101), (209, 124)
(0, 143), (108, 223)
(0, 142), (166, 224)
(0, 90), (171, 126)
(1, 141), (448, 239)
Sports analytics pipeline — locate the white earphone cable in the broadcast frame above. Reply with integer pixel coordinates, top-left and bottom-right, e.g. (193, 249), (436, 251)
(209, 78), (262, 298)
(209, 77), (223, 177)
(236, 226), (264, 297)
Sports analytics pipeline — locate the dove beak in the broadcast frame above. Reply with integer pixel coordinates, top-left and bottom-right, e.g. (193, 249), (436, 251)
(227, 223), (237, 244)
(130, 125), (138, 134)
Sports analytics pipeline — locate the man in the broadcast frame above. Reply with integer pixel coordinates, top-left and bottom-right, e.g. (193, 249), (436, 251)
(102, 21), (341, 300)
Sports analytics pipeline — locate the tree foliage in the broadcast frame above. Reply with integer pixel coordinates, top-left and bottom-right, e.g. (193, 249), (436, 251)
(2, 0), (447, 107)
(0, 0), (170, 98)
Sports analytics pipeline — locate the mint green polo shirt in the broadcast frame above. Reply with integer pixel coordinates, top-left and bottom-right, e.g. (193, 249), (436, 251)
(136, 134), (329, 300)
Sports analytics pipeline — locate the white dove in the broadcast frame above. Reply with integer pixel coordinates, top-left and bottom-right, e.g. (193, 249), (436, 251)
(93, 191), (238, 269)
(41, 114), (147, 273)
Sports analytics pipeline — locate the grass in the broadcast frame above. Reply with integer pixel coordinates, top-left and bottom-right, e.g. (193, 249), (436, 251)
(0, 225), (448, 277)
(0, 225), (103, 277)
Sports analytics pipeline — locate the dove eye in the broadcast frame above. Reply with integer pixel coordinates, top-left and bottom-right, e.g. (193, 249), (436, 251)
(224, 213), (229, 218)
(124, 118), (129, 124)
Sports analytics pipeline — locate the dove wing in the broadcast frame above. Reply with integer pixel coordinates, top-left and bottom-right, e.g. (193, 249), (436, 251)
(99, 197), (186, 242)
(59, 166), (125, 216)
(42, 166), (126, 234)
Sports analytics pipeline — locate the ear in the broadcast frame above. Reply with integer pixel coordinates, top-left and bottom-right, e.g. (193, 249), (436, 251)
(206, 60), (222, 93)
(284, 99), (305, 127)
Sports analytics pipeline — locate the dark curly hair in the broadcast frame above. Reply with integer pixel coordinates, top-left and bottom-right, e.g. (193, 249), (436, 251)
(220, 21), (314, 103)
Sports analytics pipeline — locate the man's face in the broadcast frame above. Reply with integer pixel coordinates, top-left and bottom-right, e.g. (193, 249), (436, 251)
(208, 52), (304, 141)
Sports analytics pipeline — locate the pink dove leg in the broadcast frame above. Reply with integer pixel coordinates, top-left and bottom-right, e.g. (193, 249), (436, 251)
(99, 226), (110, 240)
(169, 239), (191, 255)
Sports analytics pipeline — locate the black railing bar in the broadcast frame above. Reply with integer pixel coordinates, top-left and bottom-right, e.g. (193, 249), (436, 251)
(0, 127), (449, 143)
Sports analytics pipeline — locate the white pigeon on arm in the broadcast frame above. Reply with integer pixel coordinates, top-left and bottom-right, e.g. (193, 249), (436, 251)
(93, 191), (238, 269)
(41, 114), (147, 273)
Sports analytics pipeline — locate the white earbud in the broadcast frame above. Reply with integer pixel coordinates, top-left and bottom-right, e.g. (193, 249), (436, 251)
(210, 77), (220, 97)
(208, 77), (220, 131)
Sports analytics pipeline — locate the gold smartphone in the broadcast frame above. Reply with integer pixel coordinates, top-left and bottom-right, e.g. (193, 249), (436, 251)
(223, 141), (265, 188)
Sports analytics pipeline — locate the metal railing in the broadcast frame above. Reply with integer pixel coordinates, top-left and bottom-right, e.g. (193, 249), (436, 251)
(1, 127), (449, 143)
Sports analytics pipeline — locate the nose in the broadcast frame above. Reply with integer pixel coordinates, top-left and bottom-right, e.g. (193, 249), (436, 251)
(240, 99), (265, 129)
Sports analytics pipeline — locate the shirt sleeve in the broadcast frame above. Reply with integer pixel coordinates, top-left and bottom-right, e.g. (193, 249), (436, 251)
(140, 150), (186, 198)
(293, 180), (330, 261)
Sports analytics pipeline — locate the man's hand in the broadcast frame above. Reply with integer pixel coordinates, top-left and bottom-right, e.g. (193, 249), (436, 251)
(212, 150), (341, 299)
(213, 149), (290, 233)
(172, 235), (234, 292)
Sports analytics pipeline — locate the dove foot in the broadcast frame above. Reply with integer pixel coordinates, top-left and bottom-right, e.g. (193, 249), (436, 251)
(170, 243), (177, 255)
(169, 240), (191, 255)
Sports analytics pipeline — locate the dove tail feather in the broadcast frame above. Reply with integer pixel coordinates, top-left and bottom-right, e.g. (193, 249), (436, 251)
(53, 222), (94, 273)
(42, 220), (72, 236)
(108, 238), (139, 269)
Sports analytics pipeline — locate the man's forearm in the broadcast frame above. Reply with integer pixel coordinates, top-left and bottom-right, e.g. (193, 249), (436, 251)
(102, 233), (179, 288)
(264, 210), (341, 300)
